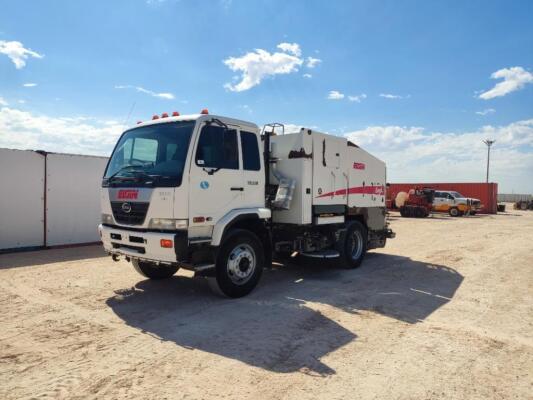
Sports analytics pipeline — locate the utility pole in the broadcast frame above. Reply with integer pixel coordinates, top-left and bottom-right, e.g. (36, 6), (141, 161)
(483, 139), (495, 183)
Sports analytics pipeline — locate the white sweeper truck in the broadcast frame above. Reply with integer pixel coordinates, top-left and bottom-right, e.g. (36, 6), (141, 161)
(99, 110), (394, 297)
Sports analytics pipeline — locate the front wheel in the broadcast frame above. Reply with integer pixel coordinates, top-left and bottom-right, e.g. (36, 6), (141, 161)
(337, 221), (368, 269)
(208, 229), (264, 298)
(449, 207), (460, 217)
(132, 259), (179, 279)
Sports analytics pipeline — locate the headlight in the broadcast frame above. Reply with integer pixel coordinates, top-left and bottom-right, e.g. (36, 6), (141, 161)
(101, 213), (114, 224)
(148, 218), (188, 230)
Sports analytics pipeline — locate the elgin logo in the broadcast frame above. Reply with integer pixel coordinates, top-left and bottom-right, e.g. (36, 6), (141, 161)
(353, 162), (366, 170)
(118, 189), (138, 200)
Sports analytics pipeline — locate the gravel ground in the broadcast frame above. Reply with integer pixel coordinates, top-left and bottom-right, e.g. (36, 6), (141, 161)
(0, 208), (532, 399)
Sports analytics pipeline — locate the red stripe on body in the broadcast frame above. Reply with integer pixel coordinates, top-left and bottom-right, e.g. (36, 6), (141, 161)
(317, 185), (384, 198)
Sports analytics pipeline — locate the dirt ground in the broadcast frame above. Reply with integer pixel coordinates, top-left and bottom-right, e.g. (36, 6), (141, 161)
(0, 208), (532, 400)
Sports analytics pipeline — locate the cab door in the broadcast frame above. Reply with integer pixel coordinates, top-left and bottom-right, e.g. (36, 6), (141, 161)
(239, 129), (264, 208)
(189, 123), (243, 231)
(433, 191), (446, 211)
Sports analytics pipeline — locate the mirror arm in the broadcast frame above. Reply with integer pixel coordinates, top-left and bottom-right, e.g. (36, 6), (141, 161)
(206, 118), (229, 130)
(203, 167), (221, 175)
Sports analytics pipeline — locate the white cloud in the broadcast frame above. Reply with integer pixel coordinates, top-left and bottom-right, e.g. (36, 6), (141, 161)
(0, 107), (123, 156)
(276, 42), (301, 57)
(23, 83), (37, 87)
(345, 119), (533, 192)
(380, 93), (409, 100)
(306, 57), (322, 68)
(18, 100), (26, 104)
(478, 66), (533, 100)
(0, 40), (44, 69)
(476, 108), (496, 116)
(327, 90), (345, 100)
(223, 43), (305, 92)
(348, 94), (367, 103)
(0, 97), (7, 106)
(303, 73), (312, 79)
(238, 104), (252, 114)
(115, 85), (175, 100)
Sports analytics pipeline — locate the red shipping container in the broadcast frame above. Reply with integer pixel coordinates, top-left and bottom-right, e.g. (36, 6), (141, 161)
(386, 182), (498, 214)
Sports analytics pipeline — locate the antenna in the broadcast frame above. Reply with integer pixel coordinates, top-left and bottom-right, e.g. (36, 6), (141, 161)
(121, 101), (136, 131)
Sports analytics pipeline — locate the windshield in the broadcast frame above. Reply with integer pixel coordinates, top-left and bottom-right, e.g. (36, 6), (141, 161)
(449, 191), (464, 198)
(103, 121), (195, 187)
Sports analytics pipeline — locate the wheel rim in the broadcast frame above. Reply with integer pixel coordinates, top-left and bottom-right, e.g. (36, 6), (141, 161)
(227, 243), (256, 285)
(349, 230), (364, 261)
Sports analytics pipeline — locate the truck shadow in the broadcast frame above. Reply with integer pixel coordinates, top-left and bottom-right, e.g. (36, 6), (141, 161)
(106, 253), (463, 375)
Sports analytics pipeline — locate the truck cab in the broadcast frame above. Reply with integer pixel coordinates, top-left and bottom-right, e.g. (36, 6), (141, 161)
(99, 112), (393, 297)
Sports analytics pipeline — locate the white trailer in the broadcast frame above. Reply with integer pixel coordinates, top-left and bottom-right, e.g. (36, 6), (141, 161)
(99, 112), (394, 297)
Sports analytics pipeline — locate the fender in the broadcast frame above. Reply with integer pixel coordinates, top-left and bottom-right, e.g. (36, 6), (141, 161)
(211, 208), (271, 246)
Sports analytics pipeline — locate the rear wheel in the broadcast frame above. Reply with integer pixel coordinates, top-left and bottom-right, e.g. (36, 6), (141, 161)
(132, 259), (179, 279)
(337, 221), (368, 269)
(208, 229), (264, 298)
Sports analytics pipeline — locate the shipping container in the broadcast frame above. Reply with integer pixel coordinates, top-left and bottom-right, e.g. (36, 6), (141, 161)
(386, 182), (498, 214)
(0, 148), (108, 252)
(497, 193), (532, 203)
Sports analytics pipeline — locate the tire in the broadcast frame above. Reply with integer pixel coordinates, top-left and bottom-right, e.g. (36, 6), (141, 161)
(470, 211), (476, 215)
(208, 229), (264, 298)
(449, 207), (460, 217)
(132, 259), (179, 279)
(336, 221), (368, 269)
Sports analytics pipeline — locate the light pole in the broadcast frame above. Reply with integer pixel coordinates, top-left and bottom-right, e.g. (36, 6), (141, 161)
(483, 139), (495, 183)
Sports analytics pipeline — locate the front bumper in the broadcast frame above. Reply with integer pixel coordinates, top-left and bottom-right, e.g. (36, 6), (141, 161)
(99, 224), (187, 264)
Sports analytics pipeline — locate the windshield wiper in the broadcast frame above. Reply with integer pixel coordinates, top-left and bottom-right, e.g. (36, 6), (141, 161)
(107, 165), (147, 182)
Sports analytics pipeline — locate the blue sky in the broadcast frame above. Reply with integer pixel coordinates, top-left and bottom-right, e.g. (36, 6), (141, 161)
(1, 0), (532, 192)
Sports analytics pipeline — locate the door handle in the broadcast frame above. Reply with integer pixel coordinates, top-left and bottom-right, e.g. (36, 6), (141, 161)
(230, 187), (244, 191)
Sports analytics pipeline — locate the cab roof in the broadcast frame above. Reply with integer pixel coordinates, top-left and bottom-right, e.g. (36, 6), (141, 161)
(131, 113), (259, 131)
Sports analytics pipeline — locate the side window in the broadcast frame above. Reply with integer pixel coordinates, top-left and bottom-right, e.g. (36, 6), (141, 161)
(435, 192), (442, 198)
(240, 131), (261, 171)
(195, 125), (239, 170)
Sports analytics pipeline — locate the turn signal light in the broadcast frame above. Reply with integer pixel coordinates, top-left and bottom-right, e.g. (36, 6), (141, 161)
(201, 108), (209, 114)
(161, 112), (169, 118)
(172, 111), (180, 116)
(152, 115), (159, 120)
(160, 239), (173, 248)
(193, 216), (205, 223)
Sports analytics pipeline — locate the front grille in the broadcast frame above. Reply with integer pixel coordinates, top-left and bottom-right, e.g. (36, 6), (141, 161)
(111, 201), (149, 225)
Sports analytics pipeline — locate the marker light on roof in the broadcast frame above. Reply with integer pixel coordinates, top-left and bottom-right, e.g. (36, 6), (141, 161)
(152, 115), (159, 120)
(172, 111), (180, 116)
(137, 121), (142, 124)
(161, 112), (169, 118)
(201, 108), (209, 114)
